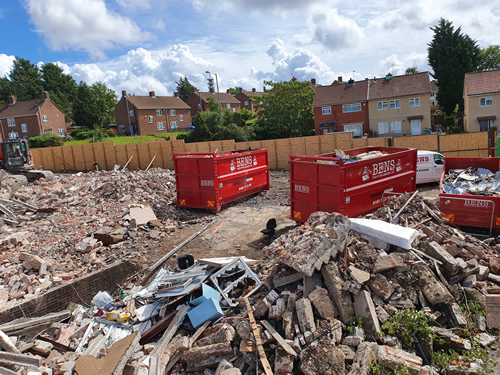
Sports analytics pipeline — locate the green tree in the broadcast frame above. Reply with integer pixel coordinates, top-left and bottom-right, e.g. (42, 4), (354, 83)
(41, 63), (77, 123)
(72, 81), (117, 129)
(207, 97), (220, 113)
(405, 67), (418, 74)
(253, 80), (315, 139)
(428, 18), (480, 115)
(227, 87), (241, 96)
(9, 57), (44, 101)
(175, 76), (197, 102)
(477, 45), (500, 71)
(0, 77), (13, 103)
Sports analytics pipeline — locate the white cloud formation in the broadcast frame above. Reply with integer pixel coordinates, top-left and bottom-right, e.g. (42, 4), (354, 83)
(0, 54), (15, 78)
(187, 0), (325, 14)
(25, 0), (152, 58)
(378, 52), (428, 76)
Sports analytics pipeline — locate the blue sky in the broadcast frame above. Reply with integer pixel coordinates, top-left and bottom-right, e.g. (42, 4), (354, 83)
(1, 1), (499, 98)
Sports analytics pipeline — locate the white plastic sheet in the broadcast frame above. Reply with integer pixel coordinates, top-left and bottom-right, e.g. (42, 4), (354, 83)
(349, 218), (418, 250)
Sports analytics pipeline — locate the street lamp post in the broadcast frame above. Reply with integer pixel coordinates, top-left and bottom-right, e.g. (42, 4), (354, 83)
(124, 94), (134, 144)
(206, 71), (224, 134)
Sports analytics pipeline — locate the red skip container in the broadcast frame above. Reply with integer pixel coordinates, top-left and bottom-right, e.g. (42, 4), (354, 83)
(174, 149), (270, 212)
(290, 146), (417, 223)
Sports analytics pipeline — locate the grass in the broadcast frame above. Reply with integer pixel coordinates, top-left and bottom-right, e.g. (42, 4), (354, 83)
(63, 133), (185, 146)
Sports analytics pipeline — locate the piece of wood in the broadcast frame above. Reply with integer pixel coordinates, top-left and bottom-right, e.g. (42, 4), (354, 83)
(244, 298), (273, 375)
(0, 330), (20, 354)
(261, 320), (297, 357)
(113, 333), (141, 375)
(164, 352), (182, 374)
(410, 217), (433, 228)
(0, 365), (17, 375)
(139, 311), (176, 346)
(189, 320), (211, 348)
(411, 247), (443, 265)
(122, 154), (134, 170)
(146, 151), (159, 171)
(0, 351), (42, 367)
(392, 190), (419, 223)
(0, 311), (71, 333)
(273, 272), (303, 288)
(150, 305), (189, 356)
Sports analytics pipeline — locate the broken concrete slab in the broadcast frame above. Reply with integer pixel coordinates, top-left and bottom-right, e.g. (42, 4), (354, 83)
(416, 264), (453, 305)
(353, 290), (381, 335)
(300, 339), (345, 375)
(369, 274), (394, 301)
(377, 345), (430, 375)
(308, 287), (336, 321)
(296, 298), (316, 334)
(372, 254), (404, 273)
(321, 263), (354, 325)
(347, 342), (378, 375)
(348, 266), (370, 284)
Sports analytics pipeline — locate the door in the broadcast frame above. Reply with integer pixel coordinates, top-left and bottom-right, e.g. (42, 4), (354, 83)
(410, 119), (421, 135)
(432, 153), (445, 182)
(416, 153), (431, 183)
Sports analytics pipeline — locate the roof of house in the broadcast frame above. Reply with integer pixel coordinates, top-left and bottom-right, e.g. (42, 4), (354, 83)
(239, 90), (264, 98)
(0, 98), (47, 118)
(126, 95), (191, 109)
(464, 70), (500, 96)
(368, 72), (432, 100)
(312, 79), (369, 107)
(198, 92), (241, 104)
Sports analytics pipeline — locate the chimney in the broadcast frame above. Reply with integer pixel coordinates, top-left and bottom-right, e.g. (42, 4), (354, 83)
(252, 88), (256, 92)
(44, 91), (50, 100)
(174, 92), (179, 98)
(8, 95), (16, 105)
(226, 89), (230, 94)
(338, 76), (342, 83)
(192, 87), (196, 93)
(291, 76), (297, 82)
(263, 87), (266, 92)
(122, 90), (127, 97)
(311, 78), (316, 85)
(149, 91), (156, 97)
(209, 87), (215, 94)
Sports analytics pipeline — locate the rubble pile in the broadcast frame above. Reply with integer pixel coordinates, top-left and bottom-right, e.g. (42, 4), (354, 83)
(0, 169), (209, 312)
(441, 167), (500, 196)
(1, 193), (498, 374)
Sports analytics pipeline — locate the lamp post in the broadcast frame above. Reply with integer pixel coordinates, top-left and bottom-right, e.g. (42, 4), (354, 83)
(124, 94), (133, 144)
(206, 71), (224, 134)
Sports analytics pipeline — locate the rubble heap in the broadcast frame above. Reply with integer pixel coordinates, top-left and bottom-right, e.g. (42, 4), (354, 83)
(441, 166), (500, 196)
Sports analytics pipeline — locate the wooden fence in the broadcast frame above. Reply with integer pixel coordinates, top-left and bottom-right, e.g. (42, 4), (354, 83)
(30, 132), (490, 172)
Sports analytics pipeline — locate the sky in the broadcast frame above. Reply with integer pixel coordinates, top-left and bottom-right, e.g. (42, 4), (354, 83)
(0, 0), (499, 99)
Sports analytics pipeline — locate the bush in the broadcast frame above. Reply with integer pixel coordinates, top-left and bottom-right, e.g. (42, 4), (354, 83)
(105, 129), (116, 137)
(71, 129), (95, 140)
(29, 132), (65, 148)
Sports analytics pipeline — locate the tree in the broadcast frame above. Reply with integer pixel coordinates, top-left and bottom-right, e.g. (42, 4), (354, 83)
(41, 63), (77, 123)
(175, 76), (197, 101)
(72, 81), (117, 129)
(253, 80), (315, 139)
(405, 67), (418, 74)
(207, 97), (220, 113)
(428, 18), (480, 115)
(0, 77), (13, 103)
(227, 87), (241, 96)
(8, 57), (44, 101)
(477, 45), (500, 71)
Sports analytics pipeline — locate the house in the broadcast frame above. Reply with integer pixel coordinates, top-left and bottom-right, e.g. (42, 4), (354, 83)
(0, 92), (67, 139)
(114, 91), (192, 135)
(463, 70), (500, 132)
(235, 88), (264, 113)
(312, 77), (370, 136)
(367, 72), (432, 137)
(184, 88), (242, 118)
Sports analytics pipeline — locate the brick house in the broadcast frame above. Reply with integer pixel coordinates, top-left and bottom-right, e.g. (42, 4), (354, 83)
(0, 92), (67, 139)
(235, 88), (264, 113)
(312, 77), (370, 136)
(185, 88), (242, 118)
(463, 70), (500, 132)
(114, 91), (192, 135)
(368, 72), (432, 137)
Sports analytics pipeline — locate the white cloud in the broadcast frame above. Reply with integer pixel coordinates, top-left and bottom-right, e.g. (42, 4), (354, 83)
(0, 54), (15, 78)
(187, 0), (325, 14)
(25, 0), (152, 58)
(378, 52), (428, 76)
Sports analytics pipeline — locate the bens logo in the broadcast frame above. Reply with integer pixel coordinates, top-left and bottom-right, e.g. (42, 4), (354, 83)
(201, 179), (214, 187)
(295, 184), (310, 194)
(372, 159), (396, 177)
(464, 199), (490, 207)
(236, 156), (256, 170)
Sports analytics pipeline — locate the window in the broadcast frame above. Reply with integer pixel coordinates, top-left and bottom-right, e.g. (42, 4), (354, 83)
(433, 154), (444, 165)
(156, 109), (162, 116)
(390, 121), (402, 133)
(8, 132), (18, 139)
(148, 115), (153, 123)
(480, 97), (493, 107)
(343, 103), (361, 113)
(57, 128), (65, 136)
(119, 125), (125, 132)
(377, 101), (388, 111)
(157, 122), (165, 130)
(244, 101), (249, 106)
(7, 118), (15, 127)
(226, 103), (231, 109)
(390, 100), (400, 109)
(129, 110), (134, 117)
(170, 121), (178, 129)
(480, 119), (494, 131)
(344, 124), (363, 137)
(179, 114), (184, 122)
(170, 109), (176, 116)
(409, 97), (420, 107)
(232, 108), (236, 112)
(42, 115), (48, 122)
(378, 122), (389, 135)
(198, 104), (201, 109)
(322, 106), (332, 115)
(21, 124), (27, 133)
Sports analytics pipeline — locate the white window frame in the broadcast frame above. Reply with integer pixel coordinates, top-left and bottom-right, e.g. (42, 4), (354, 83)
(344, 124), (363, 137)
(322, 106), (332, 115)
(390, 121), (402, 133)
(7, 118), (15, 127)
(409, 97), (420, 107)
(148, 115), (154, 123)
(232, 108), (236, 112)
(8, 132), (18, 139)
(129, 110), (134, 117)
(226, 103), (231, 109)
(119, 125), (125, 132)
(57, 128), (65, 136)
(157, 122), (165, 130)
(42, 115), (48, 122)
(197, 104), (201, 109)
(378, 121), (389, 135)
(480, 97), (493, 107)
(343, 103), (361, 113)
(377, 101), (388, 111)
(21, 124), (27, 133)
(179, 114), (184, 122)
(156, 109), (162, 116)
(244, 101), (249, 106)
(170, 109), (176, 116)
(170, 121), (178, 129)
(390, 100), (400, 109)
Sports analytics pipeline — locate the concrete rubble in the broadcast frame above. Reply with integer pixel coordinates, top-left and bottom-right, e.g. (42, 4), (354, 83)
(0, 183), (498, 374)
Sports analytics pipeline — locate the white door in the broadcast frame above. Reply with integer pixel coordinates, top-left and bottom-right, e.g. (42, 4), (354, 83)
(410, 119), (421, 135)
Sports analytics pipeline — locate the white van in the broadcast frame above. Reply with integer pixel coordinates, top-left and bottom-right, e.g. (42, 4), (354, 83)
(416, 150), (445, 184)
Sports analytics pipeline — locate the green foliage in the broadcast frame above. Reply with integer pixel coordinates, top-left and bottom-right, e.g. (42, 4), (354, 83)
(219, 123), (255, 142)
(347, 316), (363, 334)
(405, 67), (418, 74)
(233, 108), (255, 126)
(368, 362), (411, 375)
(433, 342), (497, 374)
(227, 87), (241, 96)
(382, 309), (434, 350)
(477, 45), (500, 71)
(71, 129), (95, 140)
(41, 63), (77, 123)
(443, 115), (456, 128)
(254, 79), (315, 139)
(72, 81), (117, 129)
(428, 18), (481, 115)
(175, 76), (197, 102)
(207, 97), (221, 113)
(105, 129), (116, 137)
(29, 131), (64, 148)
